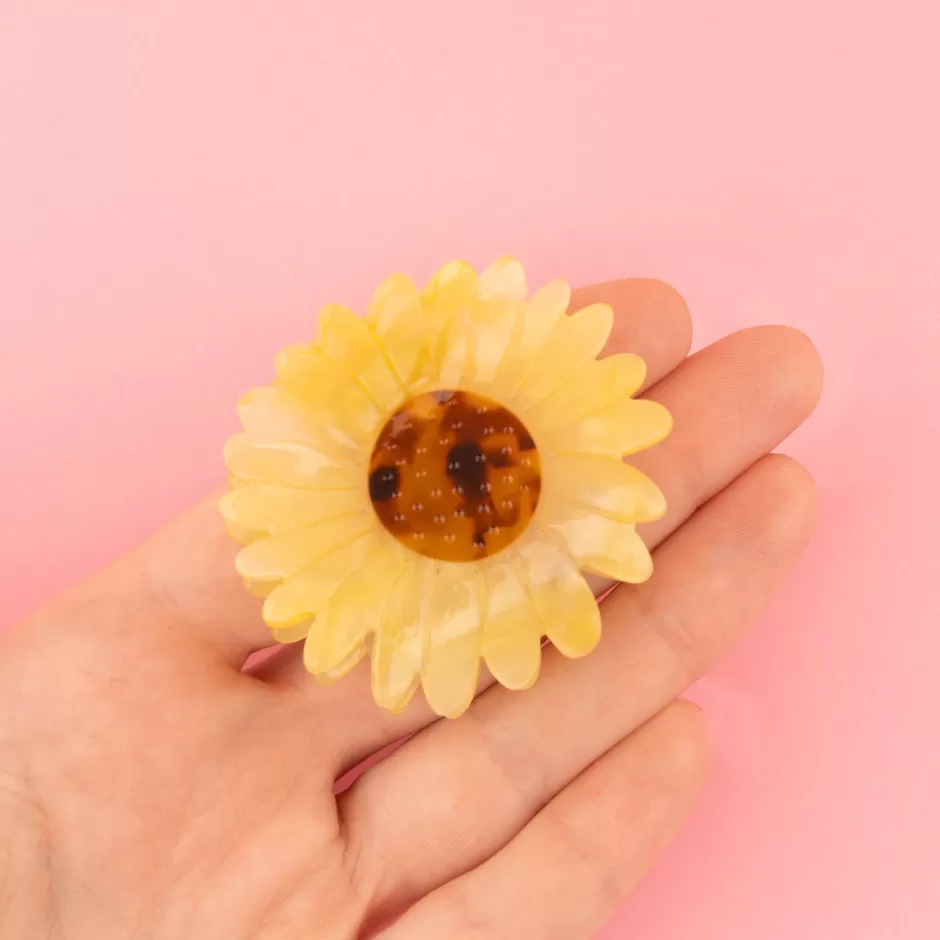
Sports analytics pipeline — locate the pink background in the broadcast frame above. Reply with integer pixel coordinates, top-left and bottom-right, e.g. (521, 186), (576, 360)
(2, 2), (938, 937)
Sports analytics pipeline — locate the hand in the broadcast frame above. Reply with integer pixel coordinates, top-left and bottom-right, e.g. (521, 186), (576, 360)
(0, 279), (821, 940)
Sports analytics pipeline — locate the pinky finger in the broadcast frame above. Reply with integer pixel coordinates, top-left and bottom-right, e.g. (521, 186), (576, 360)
(376, 700), (711, 940)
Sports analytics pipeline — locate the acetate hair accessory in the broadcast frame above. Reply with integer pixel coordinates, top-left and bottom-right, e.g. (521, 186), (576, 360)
(221, 258), (672, 717)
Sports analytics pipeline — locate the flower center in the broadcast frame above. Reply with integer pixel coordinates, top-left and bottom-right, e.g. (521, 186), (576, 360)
(368, 390), (542, 562)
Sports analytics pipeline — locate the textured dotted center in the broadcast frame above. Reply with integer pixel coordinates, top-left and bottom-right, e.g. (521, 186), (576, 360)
(368, 390), (541, 562)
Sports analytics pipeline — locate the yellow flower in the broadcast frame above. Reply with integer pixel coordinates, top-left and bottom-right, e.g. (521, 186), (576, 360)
(221, 258), (672, 717)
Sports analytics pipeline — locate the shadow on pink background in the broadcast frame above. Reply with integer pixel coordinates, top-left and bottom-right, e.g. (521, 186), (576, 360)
(2, 2), (938, 937)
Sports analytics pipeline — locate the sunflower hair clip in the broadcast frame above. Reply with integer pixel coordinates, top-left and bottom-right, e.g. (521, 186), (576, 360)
(221, 258), (672, 717)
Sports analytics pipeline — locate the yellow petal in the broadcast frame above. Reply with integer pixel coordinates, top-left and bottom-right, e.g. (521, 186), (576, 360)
(244, 578), (277, 598)
(515, 538), (601, 658)
(366, 273), (425, 386)
(421, 564), (484, 718)
(223, 433), (359, 490)
(515, 302), (614, 409)
(538, 499), (653, 583)
(414, 260), (478, 385)
(236, 513), (373, 583)
(463, 298), (519, 387)
(481, 554), (542, 690)
(314, 644), (367, 685)
(436, 304), (472, 388)
(237, 386), (356, 459)
(407, 314), (451, 386)
(523, 353), (647, 434)
(219, 482), (367, 536)
(271, 617), (315, 644)
(303, 536), (406, 674)
(276, 344), (382, 444)
(224, 519), (266, 545)
(527, 279), (571, 320)
(261, 528), (377, 627)
(478, 256), (527, 300)
(317, 303), (405, 412)
(544, 454), (667, 522)
(493, 279), (570, 395)
(421, 259), (477, 306)
(371, 559), (429, 713)
(541, 398), (672, 458)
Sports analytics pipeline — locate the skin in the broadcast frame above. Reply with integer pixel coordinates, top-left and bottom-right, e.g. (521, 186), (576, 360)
(0, 279), (822, 940)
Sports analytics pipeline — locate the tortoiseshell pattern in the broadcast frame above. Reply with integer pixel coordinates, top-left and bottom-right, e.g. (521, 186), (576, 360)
(368, 390), (542, 562)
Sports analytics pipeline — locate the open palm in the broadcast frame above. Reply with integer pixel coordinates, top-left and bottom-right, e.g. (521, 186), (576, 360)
(0, 279), (821, 940)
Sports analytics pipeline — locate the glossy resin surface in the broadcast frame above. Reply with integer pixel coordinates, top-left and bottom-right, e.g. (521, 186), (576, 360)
(368, 390), (541, 562)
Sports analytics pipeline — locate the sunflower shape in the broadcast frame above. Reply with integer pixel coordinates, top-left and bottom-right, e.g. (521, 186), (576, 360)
(221, 258), (672, 717)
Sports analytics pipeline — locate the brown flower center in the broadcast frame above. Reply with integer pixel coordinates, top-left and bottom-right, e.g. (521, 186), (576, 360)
(368, 390), (542, 562)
